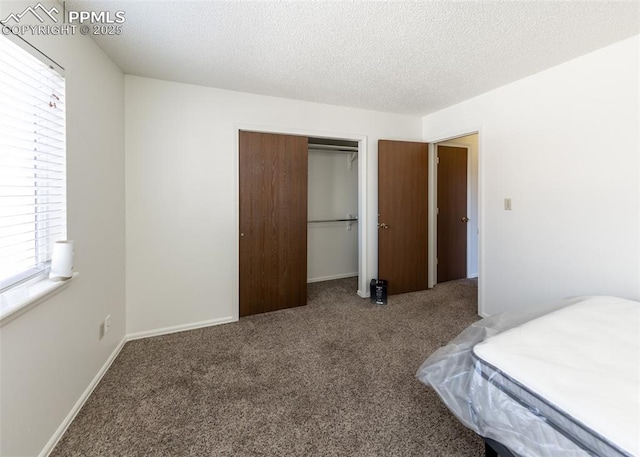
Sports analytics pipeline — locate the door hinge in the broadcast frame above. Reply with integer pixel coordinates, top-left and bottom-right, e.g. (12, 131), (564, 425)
(436, 258), (438, 265)
(436, 208), (439, 215)
(436, 156), (440, 165)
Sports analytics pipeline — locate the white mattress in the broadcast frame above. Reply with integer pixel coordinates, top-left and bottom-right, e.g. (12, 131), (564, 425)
(473, 296), (640, 457)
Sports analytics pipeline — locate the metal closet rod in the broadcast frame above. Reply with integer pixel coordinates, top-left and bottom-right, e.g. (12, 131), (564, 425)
(308, 144), (358, 153)
(308, 218), (359, 223)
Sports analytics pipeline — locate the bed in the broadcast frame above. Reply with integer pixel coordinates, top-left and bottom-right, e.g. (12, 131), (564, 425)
(417, 296), (640, 457)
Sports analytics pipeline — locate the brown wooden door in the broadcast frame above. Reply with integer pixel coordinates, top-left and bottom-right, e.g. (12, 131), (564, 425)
(239, 131), (308, 317)
(378, 140), (428, 295)
(437, 146), (468, 283)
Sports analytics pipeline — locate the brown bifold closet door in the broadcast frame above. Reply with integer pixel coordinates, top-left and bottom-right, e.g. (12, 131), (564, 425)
(239, 131), (308, 317)
(378, 140), (429, 295)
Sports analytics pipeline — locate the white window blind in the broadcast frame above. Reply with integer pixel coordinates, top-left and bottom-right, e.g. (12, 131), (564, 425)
(0, 36), (66, 291)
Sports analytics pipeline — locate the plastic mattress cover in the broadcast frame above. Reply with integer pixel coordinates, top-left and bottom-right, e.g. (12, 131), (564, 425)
(416, 296), (635, 457)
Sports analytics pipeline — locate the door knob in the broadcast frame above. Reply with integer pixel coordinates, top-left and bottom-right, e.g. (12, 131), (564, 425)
(378, 223), (389, 229)
(461, 217), (470, 223)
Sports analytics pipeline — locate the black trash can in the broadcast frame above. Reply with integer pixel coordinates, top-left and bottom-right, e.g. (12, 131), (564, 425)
(370, 279), (388, 305)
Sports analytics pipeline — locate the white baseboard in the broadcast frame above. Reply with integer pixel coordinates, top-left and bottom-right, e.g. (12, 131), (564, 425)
(40, 336), (127, 457)
(126, 316), (236, 341)
(467, 273), (479, 279)
(307, 272), (358, 284)
(38, 316), (236, 456)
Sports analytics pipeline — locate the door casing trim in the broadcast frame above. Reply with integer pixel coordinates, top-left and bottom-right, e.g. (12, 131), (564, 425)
(435, 142), (473, 281)
(426, 128), (484, 317)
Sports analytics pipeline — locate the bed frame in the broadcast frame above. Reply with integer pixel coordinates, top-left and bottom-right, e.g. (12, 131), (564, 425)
(483, 437), (516, 457)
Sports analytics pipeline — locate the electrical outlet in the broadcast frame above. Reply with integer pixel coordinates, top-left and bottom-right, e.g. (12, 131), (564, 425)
(101, 314), (111, 339)
(504, 198), (512, 211)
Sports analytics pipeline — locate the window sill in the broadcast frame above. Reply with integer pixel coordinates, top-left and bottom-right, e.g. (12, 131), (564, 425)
(0, 272), (79, 325)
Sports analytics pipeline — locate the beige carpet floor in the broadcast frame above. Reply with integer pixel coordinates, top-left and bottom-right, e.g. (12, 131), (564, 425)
(51, 277), (483, 456)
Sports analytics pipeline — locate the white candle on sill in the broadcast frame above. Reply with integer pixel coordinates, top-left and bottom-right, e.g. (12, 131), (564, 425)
(49, 240), (74, 281)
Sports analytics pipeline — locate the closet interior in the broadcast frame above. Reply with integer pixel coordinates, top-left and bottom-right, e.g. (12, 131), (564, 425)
(307, 137), (359, 284)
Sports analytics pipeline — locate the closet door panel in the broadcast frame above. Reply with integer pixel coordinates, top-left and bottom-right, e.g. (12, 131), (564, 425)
(239, 131), (308, 317)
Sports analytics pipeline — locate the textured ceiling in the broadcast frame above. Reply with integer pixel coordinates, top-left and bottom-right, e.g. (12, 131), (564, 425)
(71, 0), (639, 115)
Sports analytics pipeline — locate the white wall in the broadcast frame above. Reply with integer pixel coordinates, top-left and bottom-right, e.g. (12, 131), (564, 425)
(423, 36), (640, 316)
(0, 2), (126, 456)
(125, 75), (422, 335)
(308, 151), (358, 282)
(437, 134), (479, 278)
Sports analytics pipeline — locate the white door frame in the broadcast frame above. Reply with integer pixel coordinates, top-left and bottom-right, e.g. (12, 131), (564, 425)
(233, 124), (369, 321)
(426, 129), (484, 316)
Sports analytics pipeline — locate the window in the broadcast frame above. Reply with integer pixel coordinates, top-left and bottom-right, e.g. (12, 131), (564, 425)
(0, 36), (66, 291)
